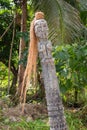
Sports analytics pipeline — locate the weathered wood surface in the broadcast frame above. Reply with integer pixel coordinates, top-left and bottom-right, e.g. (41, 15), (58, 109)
(34, 19), (68, 130)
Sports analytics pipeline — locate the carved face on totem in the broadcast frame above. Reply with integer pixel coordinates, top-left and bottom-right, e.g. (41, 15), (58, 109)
(34, 19), (48, 40)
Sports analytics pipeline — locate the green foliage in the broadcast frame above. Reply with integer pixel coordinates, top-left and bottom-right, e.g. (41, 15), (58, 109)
(0, 62), (8, 86)
(0, 62), (8, 96)
(79, 104), (87, 126)
(32, 0), (82, 44)
(64, 0), (87, 26)
(53, 40), (87, 104)
(0, 62), (13, 97)
(0, 0), (11, 9)
(0, 0), (19, 69)
(17, 31), (29, 44)
(65, 110), (87, 130)
(0, 119), (50, 130)
(0, 0), (17, 96)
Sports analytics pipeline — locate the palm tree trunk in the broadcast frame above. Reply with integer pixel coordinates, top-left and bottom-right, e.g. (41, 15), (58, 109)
(34, 18), (68, 130)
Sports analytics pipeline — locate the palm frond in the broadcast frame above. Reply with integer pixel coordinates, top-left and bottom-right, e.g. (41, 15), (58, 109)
(31, 0), (82, 44)
(79, 0), (87, 11)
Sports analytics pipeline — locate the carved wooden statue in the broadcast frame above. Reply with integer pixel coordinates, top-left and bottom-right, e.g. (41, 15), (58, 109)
(21, 11), (68, 130)
(34, 14), (68, 130)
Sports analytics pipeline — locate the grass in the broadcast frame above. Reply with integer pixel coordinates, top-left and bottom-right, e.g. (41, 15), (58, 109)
(0, 101), (87, 130)
(0, 110), (87, 130)
(0, 119), (50, 130)
(65, 109), (87, 130)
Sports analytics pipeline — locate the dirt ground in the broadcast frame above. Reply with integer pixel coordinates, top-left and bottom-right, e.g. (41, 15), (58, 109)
(0, 99), (48, 122)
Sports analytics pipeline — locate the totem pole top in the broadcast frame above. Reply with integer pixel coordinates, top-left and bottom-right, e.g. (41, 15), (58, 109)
(34, 18), (49, 41)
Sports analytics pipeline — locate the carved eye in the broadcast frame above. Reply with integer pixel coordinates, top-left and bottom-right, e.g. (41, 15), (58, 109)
(43, 25), (46, 27)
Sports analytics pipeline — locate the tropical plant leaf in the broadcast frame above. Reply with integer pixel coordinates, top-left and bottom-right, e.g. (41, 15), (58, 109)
(79, 0), (87, 11)
(31, 0), (82, 44)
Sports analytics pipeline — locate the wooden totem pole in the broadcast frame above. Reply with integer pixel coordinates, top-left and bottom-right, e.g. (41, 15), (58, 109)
(21, 12), (68, 130)
(34, 13), (68, 130)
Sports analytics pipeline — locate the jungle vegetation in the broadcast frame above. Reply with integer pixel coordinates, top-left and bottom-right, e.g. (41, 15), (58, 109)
(0, 0), (87, 129)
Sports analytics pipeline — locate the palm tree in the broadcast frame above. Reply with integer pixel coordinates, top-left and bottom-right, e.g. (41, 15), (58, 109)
(32, 0), (82, 44)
